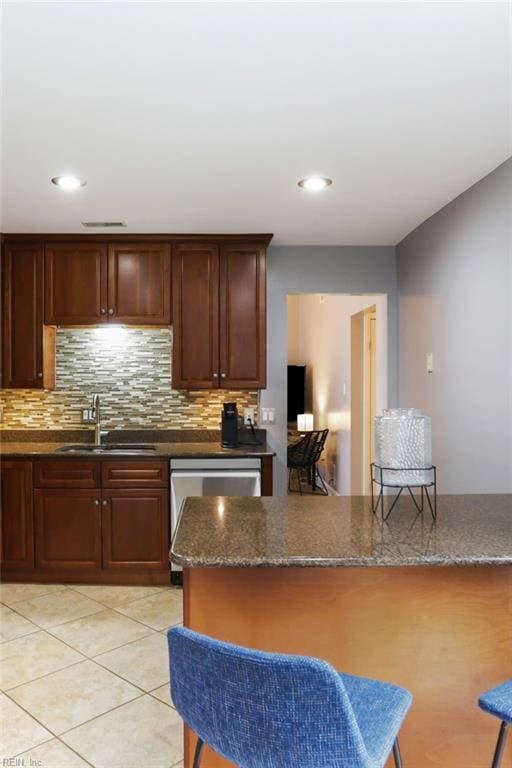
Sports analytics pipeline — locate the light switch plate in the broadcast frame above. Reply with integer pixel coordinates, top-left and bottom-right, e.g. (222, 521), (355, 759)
(262, 407), (275, 425)
(426, 353), (434, 374)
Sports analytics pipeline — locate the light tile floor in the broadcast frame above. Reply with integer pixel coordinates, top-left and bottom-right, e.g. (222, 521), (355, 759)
(0, 582), (184, 768)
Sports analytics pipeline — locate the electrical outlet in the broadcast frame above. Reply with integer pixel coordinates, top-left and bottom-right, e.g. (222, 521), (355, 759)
(243, 407), (255, 426)
(81, 408), (94, 423)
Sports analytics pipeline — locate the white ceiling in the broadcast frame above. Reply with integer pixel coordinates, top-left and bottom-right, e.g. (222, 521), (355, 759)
(1, 1), (511, 244)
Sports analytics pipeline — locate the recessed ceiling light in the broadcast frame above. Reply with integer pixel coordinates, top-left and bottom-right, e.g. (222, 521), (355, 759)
(82, 221), (126, 228)
(51, 175), (86, 190)
(298, 177), (333, 191)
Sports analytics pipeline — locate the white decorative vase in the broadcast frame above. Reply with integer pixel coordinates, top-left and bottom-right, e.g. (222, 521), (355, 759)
(374, 408), (432, 486)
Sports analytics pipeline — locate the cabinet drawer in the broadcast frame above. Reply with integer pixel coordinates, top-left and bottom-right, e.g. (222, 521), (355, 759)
(34, 460), (100, 488)
(101, 460), (168, 488)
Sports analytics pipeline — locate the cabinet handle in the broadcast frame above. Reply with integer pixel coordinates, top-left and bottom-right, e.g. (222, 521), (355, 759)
(108, 308), (114, 316)
(37, 372), (43, 378)
(94, 499), (100, 507)
(102, 500), (108, 507)
(100, 308), (107, 315)
(212, 373), (219, 379)
(221, 373), (227, 378)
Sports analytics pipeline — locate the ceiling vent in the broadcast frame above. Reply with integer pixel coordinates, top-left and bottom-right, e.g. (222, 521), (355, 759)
(82, 221), (126, 228)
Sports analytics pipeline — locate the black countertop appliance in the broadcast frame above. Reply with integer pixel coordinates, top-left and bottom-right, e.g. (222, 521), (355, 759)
(221, 402), (238, 448)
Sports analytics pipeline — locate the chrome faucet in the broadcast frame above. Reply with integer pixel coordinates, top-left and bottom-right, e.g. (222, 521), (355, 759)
(91, 394), (102, 446)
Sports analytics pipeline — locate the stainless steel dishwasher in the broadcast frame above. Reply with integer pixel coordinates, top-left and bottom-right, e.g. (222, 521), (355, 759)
(170, 457), (261, 583)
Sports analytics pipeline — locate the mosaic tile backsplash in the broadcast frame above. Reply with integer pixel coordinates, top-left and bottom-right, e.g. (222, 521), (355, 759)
(0, 328), (258, 430)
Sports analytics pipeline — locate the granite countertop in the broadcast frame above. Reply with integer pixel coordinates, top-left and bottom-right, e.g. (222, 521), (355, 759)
(0, 442), (273, 459)
(0, 429), (274, 459)
(170, 494), (512, 567)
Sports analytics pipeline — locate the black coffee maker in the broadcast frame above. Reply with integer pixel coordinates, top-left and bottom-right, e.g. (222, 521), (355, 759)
(221, 402), (238, 448)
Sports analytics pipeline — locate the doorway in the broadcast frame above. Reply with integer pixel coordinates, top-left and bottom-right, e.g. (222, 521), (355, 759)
(287, 293), (387, 495)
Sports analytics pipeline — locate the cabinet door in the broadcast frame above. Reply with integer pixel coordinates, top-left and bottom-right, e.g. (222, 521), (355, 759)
(172, 244), (219, 388)
(219, 244), (266, 388)
(2, 245), (44, 388)
(1, 461), (34, 570)
(34, 489), (101, 570)
(102, 489), (169, 570)
(107, 244), (171, 324)
(45, 243), (108, 324)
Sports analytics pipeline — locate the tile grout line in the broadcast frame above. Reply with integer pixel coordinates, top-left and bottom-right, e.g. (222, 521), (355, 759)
(2, 586), (184, 764)
(83, 654), (172, 701)
(1, 596), (104, 633)
(56, 691), (174, 741)
(52, 736), (97, 768)
(3, 625), (182, 692)
(1, 651), (89, 693)
(2, 627), (178, 709)
(0, 583), (69, 607)
(7, 687), (147, 761)
(2, 630), (156, 698)
(4, 586), (182, 636)
(3, 596), (182, 689)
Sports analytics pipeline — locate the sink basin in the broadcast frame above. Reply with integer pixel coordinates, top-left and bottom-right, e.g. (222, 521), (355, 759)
(57, 444), (156, 454)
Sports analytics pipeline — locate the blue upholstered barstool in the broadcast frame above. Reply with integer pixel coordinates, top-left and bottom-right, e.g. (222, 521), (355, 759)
(168, 626), (412, 768)
(478, 680), (512, 768)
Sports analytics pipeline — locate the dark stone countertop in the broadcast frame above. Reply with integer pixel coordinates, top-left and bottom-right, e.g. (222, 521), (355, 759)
(0, 442), (273, 459)
(0, 429), (274, 459)
(170, 494), (512, 567)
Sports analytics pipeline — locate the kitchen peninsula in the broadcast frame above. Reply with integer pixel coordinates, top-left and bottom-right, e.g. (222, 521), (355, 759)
(171, 494), (512, 768)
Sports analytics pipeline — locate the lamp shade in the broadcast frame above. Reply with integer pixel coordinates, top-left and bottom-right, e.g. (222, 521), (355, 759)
(297, 413), (314, 431)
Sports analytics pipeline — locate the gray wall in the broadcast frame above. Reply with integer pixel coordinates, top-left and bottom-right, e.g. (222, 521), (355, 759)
(397, 159), (512, 493)
(261, 246), (397, 494)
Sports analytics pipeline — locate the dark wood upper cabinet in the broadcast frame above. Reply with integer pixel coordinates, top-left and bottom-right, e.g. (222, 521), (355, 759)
(2, 245), (45, 388)
(172, 243), (220, 389)
(45, 243), (108, 324)
(172, 242), (266, 389)
(107, 244), (171, 324)
(45, 242), (171, 325)
(219, 244), (266, 389)
(1, 460), (34, 571)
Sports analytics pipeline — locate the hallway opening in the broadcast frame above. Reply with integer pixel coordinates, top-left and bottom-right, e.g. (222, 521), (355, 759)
(287, 293), (387, 495)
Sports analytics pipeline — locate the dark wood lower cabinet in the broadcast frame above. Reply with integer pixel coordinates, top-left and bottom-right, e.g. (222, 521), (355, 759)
(2, 456), (272, 585)
(102, 489), (169, 570)
(1, 460), (34, 570)
(34, 489), (102, 570)
(2, 459), (171, 585)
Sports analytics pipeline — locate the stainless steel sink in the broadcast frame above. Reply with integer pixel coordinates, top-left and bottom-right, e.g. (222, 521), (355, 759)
(57, 444), (156, 454)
